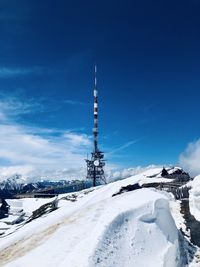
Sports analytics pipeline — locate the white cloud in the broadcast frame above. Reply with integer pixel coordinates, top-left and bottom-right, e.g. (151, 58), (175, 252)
(179, 139), (200, 176)
(63, 132), (91, 147)
(105, 164), (162, 183)
(108, 139), (140, 156)
(0, 124), (92, 179)
(0, 67), (44, 78)
(0, 95), (92, 181)
(0, 95), (43, 122)
(63, 100), (86, 106)
(0, 165), (34, 180)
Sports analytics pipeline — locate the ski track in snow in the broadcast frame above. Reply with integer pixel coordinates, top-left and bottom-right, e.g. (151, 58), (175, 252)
(0, 191), (103, 266)
(0, 219), (68, 265)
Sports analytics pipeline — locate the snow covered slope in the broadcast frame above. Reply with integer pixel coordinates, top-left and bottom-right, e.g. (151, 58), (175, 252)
(0, 168), (182, 267)
(189, 175), (200, 221)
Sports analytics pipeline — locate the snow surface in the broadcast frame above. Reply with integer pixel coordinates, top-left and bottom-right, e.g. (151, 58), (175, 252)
(189, 175), (200, 221)
(169, 200), (189, 237)
(6, 198), (52, 215)
(0, 168), (182, 267)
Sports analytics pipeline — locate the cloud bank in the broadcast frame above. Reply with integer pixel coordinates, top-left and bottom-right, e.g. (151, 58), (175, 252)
(179, 139), (200, 176)
(0, 94), (92, 181)
(106, 164), (162, 183)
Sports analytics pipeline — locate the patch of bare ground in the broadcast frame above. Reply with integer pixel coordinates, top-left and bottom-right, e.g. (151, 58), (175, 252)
(0, 214), (78, 267)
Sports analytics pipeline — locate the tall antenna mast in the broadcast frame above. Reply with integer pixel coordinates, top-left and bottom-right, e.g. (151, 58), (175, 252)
(86, 65), (106, 186)
(93, 64), (98, 153)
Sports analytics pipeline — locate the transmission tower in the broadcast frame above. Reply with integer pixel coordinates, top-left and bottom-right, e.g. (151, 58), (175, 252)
(86, 65), (106, 186)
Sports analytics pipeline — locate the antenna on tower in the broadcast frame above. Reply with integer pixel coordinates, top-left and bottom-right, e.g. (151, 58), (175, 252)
(85, 65), (106, 187)
(95, 64), (97, 88)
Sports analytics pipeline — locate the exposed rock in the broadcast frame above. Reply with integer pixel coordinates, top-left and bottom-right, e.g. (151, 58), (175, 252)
(112, 183), (141, 197)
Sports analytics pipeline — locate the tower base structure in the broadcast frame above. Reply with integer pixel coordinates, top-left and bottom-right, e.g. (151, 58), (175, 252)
(86, 150), (106, 187)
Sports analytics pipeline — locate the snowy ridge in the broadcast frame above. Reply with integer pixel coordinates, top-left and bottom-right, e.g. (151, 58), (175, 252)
(0, 167), (184, 267)
(0, 165), (184, 199)
(189, 175), (200, 221)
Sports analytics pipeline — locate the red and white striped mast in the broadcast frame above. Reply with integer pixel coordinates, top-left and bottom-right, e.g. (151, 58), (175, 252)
(93, 64), (98, 153)
(86, 65), (106, 186)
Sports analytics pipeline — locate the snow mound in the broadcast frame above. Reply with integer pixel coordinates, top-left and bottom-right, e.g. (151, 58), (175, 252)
(189, 175), (200, 221)
(90, 197), (180, 267)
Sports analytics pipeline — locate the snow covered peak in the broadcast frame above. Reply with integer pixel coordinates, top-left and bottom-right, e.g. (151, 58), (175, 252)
(107, 165), (189, 182)
(0, 174), (25, 191)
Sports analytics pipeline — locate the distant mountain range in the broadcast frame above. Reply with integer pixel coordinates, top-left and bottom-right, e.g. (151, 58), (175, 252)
(0, 166), (191, 199)
(0, 174), (92, 198)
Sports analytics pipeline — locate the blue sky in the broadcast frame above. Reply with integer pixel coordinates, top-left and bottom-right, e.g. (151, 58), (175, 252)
(0, 0), (200, 178)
